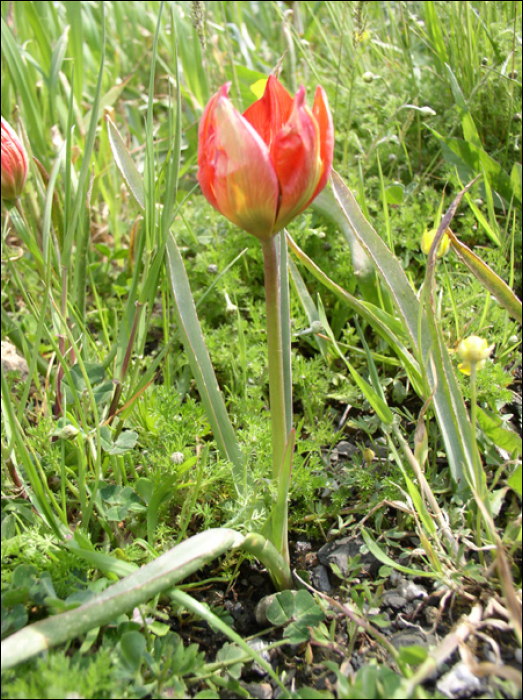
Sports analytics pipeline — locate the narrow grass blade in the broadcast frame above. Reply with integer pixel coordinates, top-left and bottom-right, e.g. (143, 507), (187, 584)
(241, 532), (293, 592)
(318, 303), (394, 426)
(288, 256), (330, 359)
(1, 369), (66, 540)
(166, 233), (245, 490)
(1, 529), (244, 671)
(286, 233), (423, 392)
(361, 528), (434, 578)
(106, 116), (145, 209)
(1, 17), (46, 157)
(170, 589), (285, 691)
(447, 229), (522, 323)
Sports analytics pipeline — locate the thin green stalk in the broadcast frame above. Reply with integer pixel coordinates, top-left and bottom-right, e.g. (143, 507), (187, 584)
(469, 364), (484, 499)
(261, 237), (288, 480)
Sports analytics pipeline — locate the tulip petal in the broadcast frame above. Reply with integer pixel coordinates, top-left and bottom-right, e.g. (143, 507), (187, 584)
(271, 86), (323, 232)
(243, 75), (294, 148)
(1, 117), (28, 201)
(201, 95), (280, 239)
(197, 84), (230, 212)
(310, 86), (334, 200)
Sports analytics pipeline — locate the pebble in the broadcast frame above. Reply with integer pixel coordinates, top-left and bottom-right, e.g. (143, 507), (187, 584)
(246, 638), (271, 677)
(317, 536), (382, 578)
(242, 682), (273, 699)
(382, 591), (407, 609)
(398, 580), (428, 601)
(311, 564), (332, 592)
(1, 341), (29, 381)
(255, 594), (278, 627)
(423, 606), (439, 626)
(436, 662), (483, 698)
(390, 629), (433, 650)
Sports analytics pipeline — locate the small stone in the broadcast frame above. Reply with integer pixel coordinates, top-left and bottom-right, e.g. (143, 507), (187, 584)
(247, 638), (271, 677)
(389, 571), (403, 587)
(423, 606), (439, 626)
(514, 648), (522, 664)
(391, 630), (433, 650)
(399, 580), (427, 601)
(1, 341), (29, 381)
(207, 264), (219, 274)
(329, 449), (340, 464)
(382, 591), (407, 609)
(311, 564), (332, 593)
(242, 682), (273, 699)
(295, 541), (312, 554)
(318, 536), (382, 578)
(436, 662), (483, 698)
(336, 441), (356, 458)
(255, 594), (278, 627)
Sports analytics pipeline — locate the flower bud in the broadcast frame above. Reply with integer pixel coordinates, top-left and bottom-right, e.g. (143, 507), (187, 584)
(457, 336), (494, 375)
(1, 117), (28, 201)
(420, 228), (450, 257)
(197, 76), (333, 241)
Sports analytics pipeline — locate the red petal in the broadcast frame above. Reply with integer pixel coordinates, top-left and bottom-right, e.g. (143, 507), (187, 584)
(243, 75), (294, 148)
(197, 84), (230, 211)
(272, 86), (322, 232)
(199, 93), (279, 239)
(310, 86), (334, 200)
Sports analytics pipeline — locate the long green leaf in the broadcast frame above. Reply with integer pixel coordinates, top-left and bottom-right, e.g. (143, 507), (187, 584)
(1, 529), (244, 670)
(286, 233), (423, 391)
(428, 129), (521, 207)
(106, 115), (145, 209)
(166, 234), (245, 490)
(311, 189), (379, 305)
(330, 171), (475, 488)
(447, 230), (522, 323)
(361, 528), (434, 578)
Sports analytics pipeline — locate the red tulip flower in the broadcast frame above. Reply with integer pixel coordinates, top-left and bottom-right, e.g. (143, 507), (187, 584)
(198, 76), (334, 241)
(1, 117), (28, 201)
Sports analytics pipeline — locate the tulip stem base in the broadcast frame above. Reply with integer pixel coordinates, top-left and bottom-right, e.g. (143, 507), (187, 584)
(261, 236), (289, 481)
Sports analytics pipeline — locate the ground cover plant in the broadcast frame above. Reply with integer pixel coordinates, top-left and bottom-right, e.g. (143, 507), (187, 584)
(1, 1), (522, 698)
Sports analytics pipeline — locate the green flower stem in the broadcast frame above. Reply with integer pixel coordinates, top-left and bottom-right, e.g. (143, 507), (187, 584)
(261, 236), (288, 480)
(469, 364), (485, 499)
(469, 363), (495, 550)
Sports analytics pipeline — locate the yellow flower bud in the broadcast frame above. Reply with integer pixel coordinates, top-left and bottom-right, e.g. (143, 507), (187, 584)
(420, 228), (451, 257)
(457, 336), (494, 375)
(362, 448), (375, 466)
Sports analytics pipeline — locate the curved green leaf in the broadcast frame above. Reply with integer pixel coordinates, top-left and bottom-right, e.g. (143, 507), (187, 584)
(166, 234), (245, 491)
(106, 115), (145, 210)
(447, 229), (522, 323)
(1, 529), (244, 671)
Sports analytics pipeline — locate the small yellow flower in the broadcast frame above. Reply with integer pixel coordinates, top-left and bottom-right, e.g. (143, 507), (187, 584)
(457, 336), (494, 375)
(356, 30), (370, 43)
(420, 228), (451, 257)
